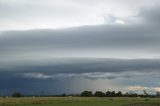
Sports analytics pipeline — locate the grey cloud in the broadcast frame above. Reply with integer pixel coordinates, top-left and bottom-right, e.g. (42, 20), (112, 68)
(0, 0), (160, 31)
(0, 71), (76, 95)
(139, 4), (160, 25)
(1, 57), (160, 95)
(1, 58), (160, 95)
(0, 23), (160, 58)
(20, 71), (160, 80)
(1, 1), (160, 95)
(2, 58), (160, 74)
(1, 3), (160, 54)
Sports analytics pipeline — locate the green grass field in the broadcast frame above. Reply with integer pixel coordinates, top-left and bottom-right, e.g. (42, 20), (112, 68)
(0, 97), (160, 106)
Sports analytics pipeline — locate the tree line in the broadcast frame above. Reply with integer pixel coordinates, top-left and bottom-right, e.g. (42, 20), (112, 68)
(80, 90), (160, 97)
(2, 90), (160, 97)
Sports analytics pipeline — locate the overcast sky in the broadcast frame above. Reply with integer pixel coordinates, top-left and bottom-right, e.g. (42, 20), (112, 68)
(1, 0), (160, 95)
(0, 0), (159, 31)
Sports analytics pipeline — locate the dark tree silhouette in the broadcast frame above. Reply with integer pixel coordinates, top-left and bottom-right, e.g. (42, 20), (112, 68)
(116, 91), (123, 97)
(81, 91), (93, 97)
(111, 91), (116, 97)
(62, 93), (66, 97)
(156, 91), (160, 97)
(12, 92), (23, 97)
(106, 91), (112, 97)
(94, 91), (105, 97)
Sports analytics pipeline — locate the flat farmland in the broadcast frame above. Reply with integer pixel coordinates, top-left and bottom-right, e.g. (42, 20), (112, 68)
(0, 97), (160, 106)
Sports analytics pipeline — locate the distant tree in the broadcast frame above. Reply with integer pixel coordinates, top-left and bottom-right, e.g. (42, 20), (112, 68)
(106, 91), (110, 97)
(12, 92), (23, 97)
(116, 91), (123, 97)
(125, 91), (138, 97)
(124, 92), (129, 97)
(94, 91), (105, 97)
(62, 93), (66, 97)
(106, 91), (112, 97)
(111, 91), (116, 97)
(81, 91), (93, 97)
(106, 91), (117, 97)
(156, 91), (160, 97)
(74, 93), (80, 97)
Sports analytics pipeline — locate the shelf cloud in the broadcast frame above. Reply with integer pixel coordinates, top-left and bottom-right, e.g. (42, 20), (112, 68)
(0, 0), (160, 95)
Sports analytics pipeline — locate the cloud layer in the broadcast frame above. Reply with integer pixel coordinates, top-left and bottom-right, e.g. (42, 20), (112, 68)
(0, 0), (159, 31)
(1, 0), (160, 95)
(1, 58), (160, 95)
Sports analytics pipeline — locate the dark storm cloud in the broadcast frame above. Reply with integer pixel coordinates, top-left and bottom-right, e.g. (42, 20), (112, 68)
(1, 58), (160, 76)
(1, 58), (160, 95)
(1, 4), (160, 80)
(1, 3), (160, 95)
(0, 24), (160, 55)
(0, 71), (72, 95)
(0, 5), (160, 59)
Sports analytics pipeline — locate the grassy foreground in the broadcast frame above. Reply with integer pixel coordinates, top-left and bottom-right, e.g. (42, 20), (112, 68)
(0, 97), (160, 106)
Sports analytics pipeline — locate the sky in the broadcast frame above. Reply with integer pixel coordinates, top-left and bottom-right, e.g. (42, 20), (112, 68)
(1, 0), (160, 95)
